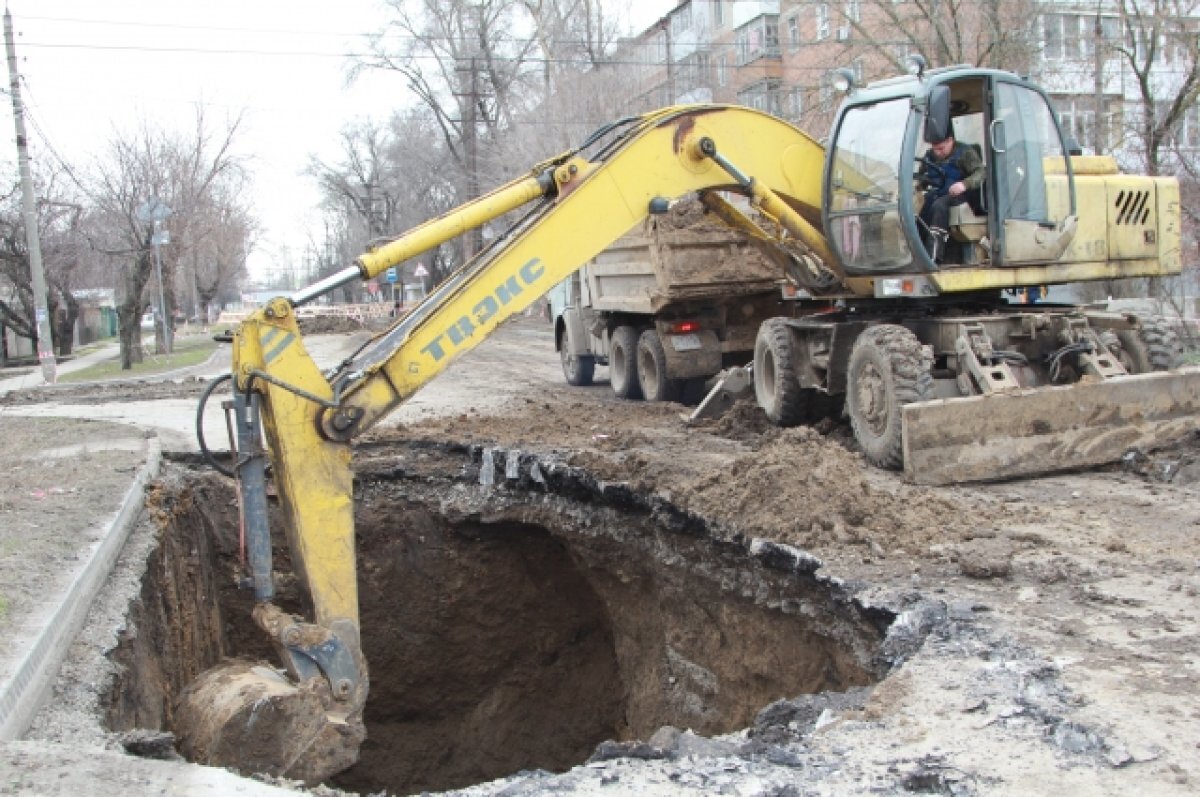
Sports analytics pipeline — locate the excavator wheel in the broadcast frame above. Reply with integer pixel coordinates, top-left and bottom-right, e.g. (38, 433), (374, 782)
(175, 659), (366, 784)
(637, 330), (682, 402)
(845, 325), (933, 470)
(755, 318), (841, 426)
(755, 318), (805, 426)
(609, 325), (643, 400)
(1114, 315), (1184, 373)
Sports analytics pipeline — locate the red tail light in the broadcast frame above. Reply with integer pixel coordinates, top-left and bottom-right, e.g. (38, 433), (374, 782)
(670, 320), (700, 334)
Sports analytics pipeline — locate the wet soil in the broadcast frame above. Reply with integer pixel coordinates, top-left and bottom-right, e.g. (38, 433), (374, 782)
(105, 450), (890, 794)
(6, 316), (1200, 796)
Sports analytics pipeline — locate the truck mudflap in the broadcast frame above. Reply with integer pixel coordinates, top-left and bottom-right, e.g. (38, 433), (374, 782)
(902, 367), (1200, 485)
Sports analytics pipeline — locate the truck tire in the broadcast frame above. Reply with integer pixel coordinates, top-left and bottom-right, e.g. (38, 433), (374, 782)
(1115, 315), (1184, 373)
(610, 325), (643, 400)
(559, 329), (595, 386)
(637, 330), (682, 402)
(845, 324), (933, 470)
(754, 318), (805, 426)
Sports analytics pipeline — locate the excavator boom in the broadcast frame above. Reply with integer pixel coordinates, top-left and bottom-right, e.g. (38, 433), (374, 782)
(181, 104), (830, 782)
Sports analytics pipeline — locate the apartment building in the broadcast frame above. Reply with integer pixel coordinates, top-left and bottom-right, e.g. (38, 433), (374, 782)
(617, 2), (785, 114)
(616, 1), (1196, 167)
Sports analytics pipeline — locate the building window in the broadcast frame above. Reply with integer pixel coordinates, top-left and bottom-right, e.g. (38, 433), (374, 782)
(787, 87), (804, 119)
(736, 15), (781, 65)
(1043, 14), (1064, 60)
(845, 0), (861, 23)
(787, 12), (801, 51)
(654, 32), (667, 64)
(816, 4), (830, 41)
(1043, 14), (1121, 62)
(716, 52), (728, 86)
(738, 79), (784, 116)
(1182, 105), (1200, 149)
(678, 51), (712, 96)
(1053, 95), (1121, 153)
(713, 0), (724, 28)
(671, 3), (692, 37)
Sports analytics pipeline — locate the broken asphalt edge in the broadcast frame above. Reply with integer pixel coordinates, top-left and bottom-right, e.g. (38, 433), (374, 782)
(0, 435), (162, 741)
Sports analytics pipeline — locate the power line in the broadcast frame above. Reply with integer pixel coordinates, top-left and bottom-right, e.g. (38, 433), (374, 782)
(17, 13), (373, 39)
(16, 38), (973, 73)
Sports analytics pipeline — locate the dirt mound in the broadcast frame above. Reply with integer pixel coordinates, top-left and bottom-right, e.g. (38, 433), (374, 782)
(384, 389), (977, 567)
(297, 315), (363, 335)
(680, 426), (973, 554)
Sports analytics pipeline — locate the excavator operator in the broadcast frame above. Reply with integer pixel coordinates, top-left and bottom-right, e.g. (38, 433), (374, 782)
(918, 130), (985, 262)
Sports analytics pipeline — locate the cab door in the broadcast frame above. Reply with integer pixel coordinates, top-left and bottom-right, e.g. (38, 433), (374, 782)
(988, 79), (1077, 265)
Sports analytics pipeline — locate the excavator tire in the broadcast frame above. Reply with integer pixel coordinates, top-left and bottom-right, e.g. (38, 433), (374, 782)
(754, 317), (805, 426)
(1115, 315), (1185, 373)
(610, 325), (643, 400)
(846, 324), (933, 470)
(637, 330), (682, 402)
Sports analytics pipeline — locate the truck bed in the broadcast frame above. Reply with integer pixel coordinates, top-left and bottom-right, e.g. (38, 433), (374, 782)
(587, 202), (783, 314)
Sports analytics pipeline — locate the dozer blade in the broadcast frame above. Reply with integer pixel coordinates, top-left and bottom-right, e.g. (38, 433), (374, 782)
(902, 367), (1200, 485)
(175, 659), (365, 784)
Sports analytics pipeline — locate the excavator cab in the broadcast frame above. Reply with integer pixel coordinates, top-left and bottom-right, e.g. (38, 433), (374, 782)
(824, 68), (1078, 278)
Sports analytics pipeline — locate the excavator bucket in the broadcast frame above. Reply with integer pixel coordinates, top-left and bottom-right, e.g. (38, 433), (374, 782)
(902, 368), (1200, 485)
(175, 660), (365, 784)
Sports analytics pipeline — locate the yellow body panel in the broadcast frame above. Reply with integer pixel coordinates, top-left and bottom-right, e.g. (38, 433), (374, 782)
(341, 106), (828, 431)
(232, 299), (358, 629)
(925, 168), (1180, 294)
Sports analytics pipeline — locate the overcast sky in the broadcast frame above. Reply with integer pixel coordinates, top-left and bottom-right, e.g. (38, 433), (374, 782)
(6, 0), (673, 284)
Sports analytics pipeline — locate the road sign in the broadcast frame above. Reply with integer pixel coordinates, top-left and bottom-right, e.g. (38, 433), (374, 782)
(413, 264), (429, 278)
(385, 267), (398, 283)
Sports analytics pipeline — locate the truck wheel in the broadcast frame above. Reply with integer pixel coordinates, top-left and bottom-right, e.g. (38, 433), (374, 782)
(609, 325), (643, 400)
(636, 330), (681, 402)
(559, 330), (595, 386)
(1114, 315), (1184, 373)
(754, 318), (805, 426)
(846, 325), (933, 470)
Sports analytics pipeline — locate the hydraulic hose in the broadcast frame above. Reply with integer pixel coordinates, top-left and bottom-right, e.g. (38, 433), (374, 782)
(196, 373), (236, 477)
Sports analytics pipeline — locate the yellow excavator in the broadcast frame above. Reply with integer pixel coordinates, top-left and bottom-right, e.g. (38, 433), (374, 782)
(181, 64), (1197, 781)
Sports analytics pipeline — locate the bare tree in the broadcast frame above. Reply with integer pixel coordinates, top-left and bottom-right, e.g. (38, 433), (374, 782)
(0, 165), (96, 358)
(309, 110), (463, 292)
(1111, 0), (1200, 174)
(88, 110), (249, 368)
(842, 0), (1040, 74)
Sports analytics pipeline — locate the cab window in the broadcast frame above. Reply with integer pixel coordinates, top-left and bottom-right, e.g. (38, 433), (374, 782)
(827, 98), (914, 272)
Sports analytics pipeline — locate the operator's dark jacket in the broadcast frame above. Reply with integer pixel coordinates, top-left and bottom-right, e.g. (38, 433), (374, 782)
(920, 142), (986, 235)
(924, 142), (985, 197)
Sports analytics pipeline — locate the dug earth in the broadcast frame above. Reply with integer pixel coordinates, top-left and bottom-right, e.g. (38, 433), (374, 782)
(1, 315), (1198, 796)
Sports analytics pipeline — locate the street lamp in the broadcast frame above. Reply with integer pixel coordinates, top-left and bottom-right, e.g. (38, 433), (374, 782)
(136, 197), (173, 354)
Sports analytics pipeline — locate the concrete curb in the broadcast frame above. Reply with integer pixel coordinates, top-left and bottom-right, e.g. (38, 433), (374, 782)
(0, 436), (163, 741)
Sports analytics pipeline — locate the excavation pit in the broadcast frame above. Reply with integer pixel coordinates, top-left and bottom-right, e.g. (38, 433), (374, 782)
(105, 447), (893, 794)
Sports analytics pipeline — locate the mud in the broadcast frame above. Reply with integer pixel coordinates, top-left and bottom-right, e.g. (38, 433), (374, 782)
(9, 317), (1200, 796)
(646, 197), (783, 288)
(104, 447), (892, 794)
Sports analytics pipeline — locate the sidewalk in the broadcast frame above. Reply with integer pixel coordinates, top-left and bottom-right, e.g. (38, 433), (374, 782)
(0, 342), (124, 394)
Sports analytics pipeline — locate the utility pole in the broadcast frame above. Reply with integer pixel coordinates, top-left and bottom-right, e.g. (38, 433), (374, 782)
(136, 197), (172, 354)
(4, 8), (56, 383)
(1094, 10), (1106, 155)
(456, 56), (483, 261)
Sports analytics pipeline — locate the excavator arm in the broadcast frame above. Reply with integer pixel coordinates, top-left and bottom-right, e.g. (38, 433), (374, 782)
(180, 105), (831, 782)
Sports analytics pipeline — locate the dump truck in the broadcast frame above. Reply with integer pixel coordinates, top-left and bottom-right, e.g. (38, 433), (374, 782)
(184, 64), (1197, 782)
(548, 198), (786, 400)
